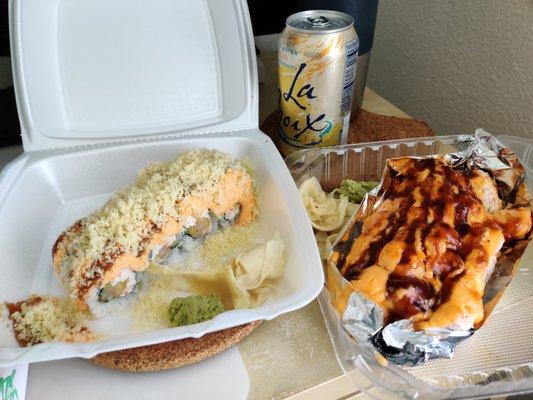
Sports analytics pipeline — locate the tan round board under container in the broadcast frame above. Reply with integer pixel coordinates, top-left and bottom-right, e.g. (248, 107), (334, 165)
(90, 321), (261, 371)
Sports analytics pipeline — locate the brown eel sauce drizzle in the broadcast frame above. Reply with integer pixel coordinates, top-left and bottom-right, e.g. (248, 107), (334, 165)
(6, 296), (43, 347)
(333, 156), (517, 325)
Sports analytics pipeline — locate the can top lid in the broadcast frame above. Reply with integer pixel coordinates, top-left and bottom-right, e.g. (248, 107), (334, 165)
(286, 10), (354, 34)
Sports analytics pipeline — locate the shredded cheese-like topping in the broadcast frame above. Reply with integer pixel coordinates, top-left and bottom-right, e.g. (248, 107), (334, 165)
(198, 223), (260, 267)
(131, 280), (177, 332)
(9, 296), (93, 346)
(57, 149), (247, 292)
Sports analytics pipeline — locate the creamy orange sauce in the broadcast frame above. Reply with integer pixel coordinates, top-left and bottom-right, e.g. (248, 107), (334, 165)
(329, 155), (532, 330)
(326, 263), (353, 316)
(492, 208), (532, 240)
(350, 265), (390, 309)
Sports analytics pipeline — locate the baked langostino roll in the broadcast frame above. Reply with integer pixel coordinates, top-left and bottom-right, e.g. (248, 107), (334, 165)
(52, 150), (256, 312)
(329, 155), (532, 331)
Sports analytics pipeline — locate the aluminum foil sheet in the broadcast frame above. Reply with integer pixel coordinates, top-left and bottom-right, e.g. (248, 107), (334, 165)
(326, 129), (532, 366)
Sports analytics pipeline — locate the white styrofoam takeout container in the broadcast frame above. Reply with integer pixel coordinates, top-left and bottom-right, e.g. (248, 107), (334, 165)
(0, 0), (323, 366)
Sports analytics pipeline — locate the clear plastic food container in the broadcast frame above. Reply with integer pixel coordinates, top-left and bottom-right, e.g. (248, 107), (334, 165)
(498, 135), (533, 175)
(286, 134), (533, 399)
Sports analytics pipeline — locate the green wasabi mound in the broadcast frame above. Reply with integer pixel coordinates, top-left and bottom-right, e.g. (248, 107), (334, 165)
(169, 294), (225, 327)
(333, 179), (379, 203)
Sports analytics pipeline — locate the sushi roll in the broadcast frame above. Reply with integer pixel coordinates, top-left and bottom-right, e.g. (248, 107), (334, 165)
(52, 150), (257, 313)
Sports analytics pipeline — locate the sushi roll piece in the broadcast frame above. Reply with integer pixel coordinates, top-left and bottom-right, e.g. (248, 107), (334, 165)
(52, 150), (257, 312)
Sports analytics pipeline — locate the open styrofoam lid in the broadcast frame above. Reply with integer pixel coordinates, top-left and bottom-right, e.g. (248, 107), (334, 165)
(10, 0), (257, 151)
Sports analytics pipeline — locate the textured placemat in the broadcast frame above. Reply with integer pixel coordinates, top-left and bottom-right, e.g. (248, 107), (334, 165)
(90, 321), (261, 372)
(260, 108), (435, 148)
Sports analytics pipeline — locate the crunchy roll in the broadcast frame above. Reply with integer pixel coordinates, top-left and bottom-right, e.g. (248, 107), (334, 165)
(52, 150), (256, 312)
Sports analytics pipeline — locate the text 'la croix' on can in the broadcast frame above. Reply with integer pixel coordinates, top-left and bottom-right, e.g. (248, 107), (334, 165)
(278, 10), (359, 156)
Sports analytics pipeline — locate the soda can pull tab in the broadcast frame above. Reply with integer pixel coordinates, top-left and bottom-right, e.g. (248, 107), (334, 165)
(307, 16), (330, 26)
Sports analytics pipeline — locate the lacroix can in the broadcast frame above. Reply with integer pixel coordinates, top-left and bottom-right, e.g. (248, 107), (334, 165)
(278, 10), (359, 156)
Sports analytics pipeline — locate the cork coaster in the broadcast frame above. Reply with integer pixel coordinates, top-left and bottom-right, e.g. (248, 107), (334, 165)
(90, 321), (261, 372)
(260, 108), (434, 147)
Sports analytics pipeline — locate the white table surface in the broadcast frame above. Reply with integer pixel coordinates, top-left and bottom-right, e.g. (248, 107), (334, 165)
(28, 347), (249, 400)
